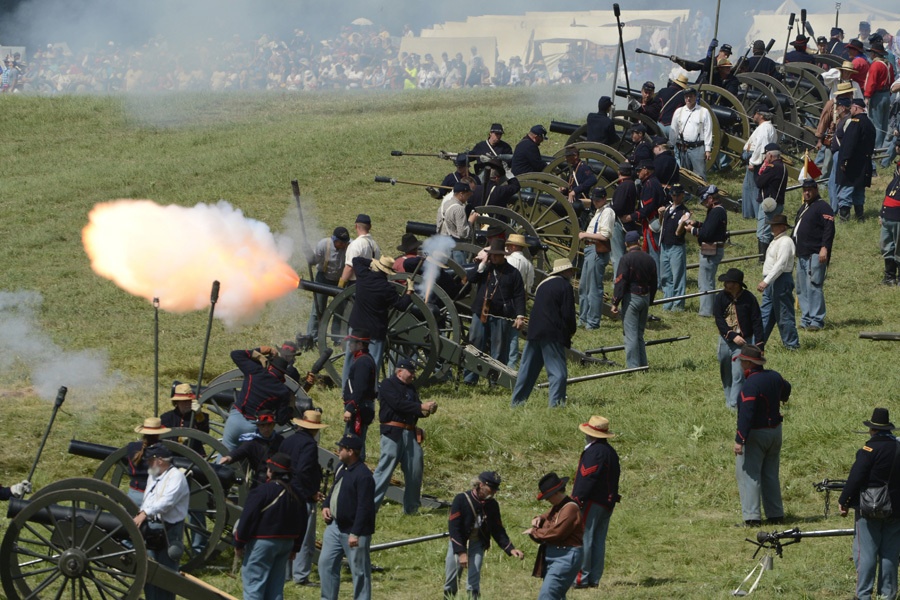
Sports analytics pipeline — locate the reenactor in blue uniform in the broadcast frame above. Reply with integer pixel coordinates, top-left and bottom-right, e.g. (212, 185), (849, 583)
(633, 81), (663, 122)
(372, 359), (438, 514)
(441, 153), (471, 190)
(223, 347), (294, 451)
(745, 40), (780, 78)
(511, 125), (548, 176)
(572, 416), (621, 589)
(686, 185), (728, 317)
(784, 35), (816, 64)
(610, 162), (639, 275)
(838, 408), (900, 600)
(235, 452), (307, 600)
(219, 410), (283, 489)
(160, 383), (209, 456)
(611, 231), (658, 368)
(734, 345), (790, 526)
(320, 433), (376, 600)
(792, 179), (835, 330)
(627, 124), (655, 168)
(471, 123), (513, 175)
(560, 145), (597, 204)
(444, 471), (524, 599)
(586, 96), (618, 145)
(342, 330), (377, 460)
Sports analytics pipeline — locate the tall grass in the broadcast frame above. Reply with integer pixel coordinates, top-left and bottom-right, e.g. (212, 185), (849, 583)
(0, 87), (898, 599)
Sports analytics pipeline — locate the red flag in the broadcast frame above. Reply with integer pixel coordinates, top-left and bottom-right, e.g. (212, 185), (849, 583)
(803, 150), (822, 179)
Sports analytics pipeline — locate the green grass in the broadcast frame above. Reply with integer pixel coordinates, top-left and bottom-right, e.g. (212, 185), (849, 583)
(1, 87), (899, 599)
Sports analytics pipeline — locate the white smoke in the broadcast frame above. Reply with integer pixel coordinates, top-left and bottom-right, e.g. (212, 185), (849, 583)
(0, 291), (121, 400)
(419, 235), (456, 302)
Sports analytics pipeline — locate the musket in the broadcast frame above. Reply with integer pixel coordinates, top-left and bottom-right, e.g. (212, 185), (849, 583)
(370, 531), (449, 552)
(784, 13), (796, 59)
(584, 336), (690, 357)
(291, 180), (315, 280)
(613, 4), (631, 100)
(189, 281), (219, 430)
(375, 176), (452, 190)
(859, 332), (900, 341)
(835, 2), (841, 28)
(536, 365), (648, 387)
(650, 289), (723, 305)
(687, 255), (762, 269)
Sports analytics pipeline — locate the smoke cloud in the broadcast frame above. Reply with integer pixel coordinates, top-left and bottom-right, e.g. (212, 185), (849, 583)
(0, 291), (121, 400)
(82, 199), (300, 327)
(419, 235), (456, 302)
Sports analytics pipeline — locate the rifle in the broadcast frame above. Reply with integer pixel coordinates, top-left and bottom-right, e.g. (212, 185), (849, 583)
(686, 255), (762, 270)
(584, 336), (690, 359)
(536, 366), (649, 388)
(859, 332), (900, 341)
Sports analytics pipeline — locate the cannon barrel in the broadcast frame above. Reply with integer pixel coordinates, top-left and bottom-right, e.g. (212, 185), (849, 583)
(68, 439), (238, 489)
(370, 531), (449, 552)
(8, 498), (130, 538)
(298, 278), (343, 297)
(405, 222), (547, 253)
(550, 120), (580, 136)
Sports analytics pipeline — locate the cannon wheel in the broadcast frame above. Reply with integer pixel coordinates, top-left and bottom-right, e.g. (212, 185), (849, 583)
(0, 488), (148, 600)
(781, 64), (829, 127)
(545, 145), (622, 195)
(316, 280), (444, 386)
(736, 72), (791, 125)
(92, 439), (227, 572)
(29, 477), (136, 507)
(197, 372), (307, 439)
(507, 177), (579, 265)
(475, 205), (550, 270)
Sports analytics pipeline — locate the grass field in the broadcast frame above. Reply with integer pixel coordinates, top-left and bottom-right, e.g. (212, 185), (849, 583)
(1, 86), (899, 599)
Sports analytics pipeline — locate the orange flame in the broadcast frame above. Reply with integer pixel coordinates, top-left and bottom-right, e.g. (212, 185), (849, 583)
(83, 199), (300, 325)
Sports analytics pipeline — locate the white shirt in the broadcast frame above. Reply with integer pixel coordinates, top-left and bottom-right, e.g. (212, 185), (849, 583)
(670, 104), (714, 151)
(344, 233), (381, 280)
(310, 237), (346, 281)
(745, 121), (778, 167)
(442, 201), (471, 240)
(141, 465), (190, 524)
(762, 231), (796, 284)
(436, 192), (458, 233)
(507, 250), (535, 292)
(586, 205), (615, 241)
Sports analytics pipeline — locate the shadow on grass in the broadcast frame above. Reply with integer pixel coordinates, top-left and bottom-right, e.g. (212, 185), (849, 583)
(827, 316), (884, 328)
(616, 576), (681, 587)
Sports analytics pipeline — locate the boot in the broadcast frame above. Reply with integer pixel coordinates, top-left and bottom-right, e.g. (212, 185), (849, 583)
(838, 206), (851, 222)
(854, 204), (866, 222)
(883, 259), (897, 286)
(758, 241), (769, 263)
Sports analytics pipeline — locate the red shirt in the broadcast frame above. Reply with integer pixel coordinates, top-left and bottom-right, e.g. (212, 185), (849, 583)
(864, 59), (895, 98)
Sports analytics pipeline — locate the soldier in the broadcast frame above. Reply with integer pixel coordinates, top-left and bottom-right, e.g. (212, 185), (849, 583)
(306, 227), (350, 340)
(511, 259), (578, 408)
(713, 268), (764, 410)
(828, 96), (853, 211)
(505, 233), (535, 368)
(658, 184), (690, 310)
(159, 383), (209, 456)
(784, 35), (816, 64)
(572, 416), (621, 590)
(282, 410), (328, 587)
(586, 96), (618, 145)
(713, 59), (739, 95)
(622, 160), (666, 278)
(438, 181), (478, 264)
(686, 185), (728, 317)
(670, 88), (713, 180)
(879, 153), (900, 285)
(441, 154), (471, 190)
(846, 39), (869, 87)
(219, 410), (284, 489)
(470, 123), (513, 174)
(757, 215), (800, 350)
(393, 233), (421, 272)
(733, 345), (790, 527)
(827, 27), (848, 58)
(838, 408), (900, 600)
(319, 434), (375, 600)
(626, 125), (654, 168)
(473, 161), (521, 211)
(746, 40), (779, 78)
(559, 146), (597, 206)
(793, 179), (835, 331)
(125, 417), (170, 507)
(632, 81), (663, 122)
(742, 105), (777, 222)
(342, 330), (377, 460)
(578, 187), (615, 328)
(652, 136), (680, 187)
(338, 214), (381, 288)
(656, 74), (688, 139)
(223, 347), (294, 452)
(372, 359), (437, 515)
(611, 231), (657, 368)
(235, 453), (306, 600)
(754, 143), (789, 256)
(610, 162), (639, 276)
(463, 238), (526, 385)
(836, 99), (877, 222)
(525, 473), (583, 599)
(511, 125), (548, 175)
(444, 471), (524, 599)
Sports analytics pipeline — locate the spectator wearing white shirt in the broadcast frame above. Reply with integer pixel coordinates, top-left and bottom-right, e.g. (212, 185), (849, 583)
(133, 443), (190, 600)
(742, 105), (777, 220)
(669, 87), (713, 180)
(505, 234), (536, 368)
(756, 214), (799, 349)
(577, 187), (615, 328)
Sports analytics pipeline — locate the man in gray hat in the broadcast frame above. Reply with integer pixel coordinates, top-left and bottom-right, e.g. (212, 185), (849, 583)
(838, 408), (900, 600)
(511, 258), (577, 408)
(757, 215), (799, 349)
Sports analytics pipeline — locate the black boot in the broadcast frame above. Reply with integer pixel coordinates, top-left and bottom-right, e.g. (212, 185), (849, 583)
(855, 205), (866, 222)
(839, 206), (851, 222)
(758, 241), (769, 263)
(884, 259), (897, 285)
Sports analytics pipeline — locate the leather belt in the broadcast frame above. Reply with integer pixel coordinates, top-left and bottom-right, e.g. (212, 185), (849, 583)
(382, 420), (416, 431)
(682, 140), (703, 148)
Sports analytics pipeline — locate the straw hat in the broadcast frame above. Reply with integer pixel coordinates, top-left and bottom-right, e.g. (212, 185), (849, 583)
(370, 255), (396, 275)
(550, 258), (576, 275)
(292, 410), (328, 430)
(579, 415), (616, 438)
(134, 417), (172, 435)
(506, 233), (527, 248)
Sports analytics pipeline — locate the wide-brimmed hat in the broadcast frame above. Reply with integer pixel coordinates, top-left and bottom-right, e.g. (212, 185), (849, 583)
(486, 238), (509, 255)
(370, 255), (396, 275)
(537, 472), (569, 500)
(868, 41), (887, 56)
(396, 233), (421, 254)
(267, 452), (292, 475)
(550, 258), (576, 275)
(579, 415), (616, 439)
(292, 410), (328, 430)
(718, 268), (746, 287)
(171, 383), (195, 402)
(847, 39), (864, 52)
(135, 417), (172, 435)
(479, 471), (502, 489)
(766, 214), (792, 227)
(482, 225), (506, 238)
(346, 329), (371, 342)
(490, 123), (504, 134)
(838, 61), (857, 74)
(863, 408), (895, 431)
(506, 233), (527, 247)
(790, 35), (810, 47)
(835, 82), (855, 97)
(737, 344), (766, 365)
(673, 73), (690, 89)
(716, 58), (733, 69)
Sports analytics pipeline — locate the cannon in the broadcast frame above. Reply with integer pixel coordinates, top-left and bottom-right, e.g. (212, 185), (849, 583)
(0, 478), (239, 600)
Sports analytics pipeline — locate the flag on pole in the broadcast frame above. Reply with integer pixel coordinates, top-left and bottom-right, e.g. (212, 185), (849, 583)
(798, 149), (822, 181)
